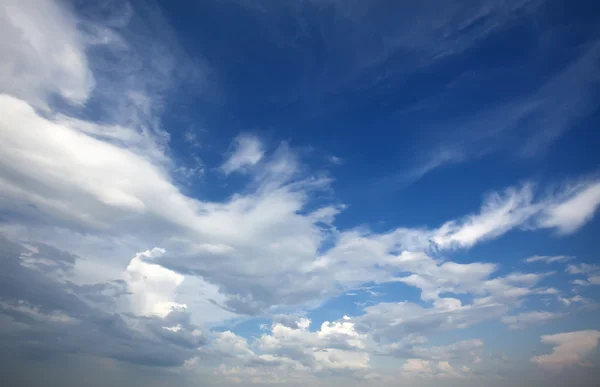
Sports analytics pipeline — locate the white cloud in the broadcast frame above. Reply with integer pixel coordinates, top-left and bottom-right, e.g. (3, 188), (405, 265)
(422, 178), (600, 251)
(566, 263), (600, 287)
(124, 248), (186, 318)
(532, 330), (600, 370)
(403, 359), (432, 374)
(566, 263), (599, 275)
(313, 349), (370, 372)
(212, 331), (255, 357)
(557, 295), (592, 307)
(572, 279), (591, 286)
(501, 311), (564, 330)
(0, 94), (195, 230)
(163, 324), (182, 333)
(411, 340), (484, 364)
(220, 134), (265, 174)
(438, 360), (453, 373)
(525, 255), (573, 264)
(2, 90), (598, 320)
(0, 0), (94, 108)
(538, 180), (600, 235)
(328, 155), (343, 165)
(589, 276), (600, 285)
(431, 184), (538, 249)
(253, 317), (371, 373)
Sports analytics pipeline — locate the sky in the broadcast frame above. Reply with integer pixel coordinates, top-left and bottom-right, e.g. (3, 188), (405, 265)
(1, 0), (600, 386)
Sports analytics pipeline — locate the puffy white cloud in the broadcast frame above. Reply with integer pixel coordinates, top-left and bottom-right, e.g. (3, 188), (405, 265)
(532, 330), (600, 370)
(124, 248), (186, 318)
(253, 317), (371, 374)
(212, 331), (255, 357)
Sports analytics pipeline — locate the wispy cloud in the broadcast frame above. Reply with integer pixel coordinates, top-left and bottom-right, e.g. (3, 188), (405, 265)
(501, 311), (564, 330)
(387, 40), (600, 186)
(525, 255), (574, 264)
(220, 134), (265, 175)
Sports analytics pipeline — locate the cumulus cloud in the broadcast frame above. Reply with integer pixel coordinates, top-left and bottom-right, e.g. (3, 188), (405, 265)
(124, 248), (187, 318)
(0, 236), (206, 368)
(532, 330), (600, 370)
(255, 317), (370, 370)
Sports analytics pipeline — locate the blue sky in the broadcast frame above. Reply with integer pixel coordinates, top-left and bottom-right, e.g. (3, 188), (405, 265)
(1, 0), (600, 386)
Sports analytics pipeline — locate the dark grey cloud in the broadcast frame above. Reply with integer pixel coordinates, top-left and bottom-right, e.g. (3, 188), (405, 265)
(0, 235), (205, 369)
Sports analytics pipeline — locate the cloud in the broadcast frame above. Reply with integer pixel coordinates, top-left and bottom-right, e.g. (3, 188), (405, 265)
(0, 0), (94, 108)
(0, 299), (76, 324)
(124, 248), (187, 318)
(501, 311), (564, 330)
(401, 41), (600, 184)
(430, 184), (539, 249)
(184, 317), (372, 381)
(566, 264), (600, 275)
(0, 94), (193, 230)
(220, 134), (265, 174)
(212, 330), (255, 357)
(566, 263), (600, 286)
(532, 330), (600, 370)
(385, 148), (466, 189)
(538, 180), (600, 235)
(410, 340), (484, 364)
(403, 359), (432, 374)
(1, 1), (600, 385)
(524, 255), (573, 264)
(557, 295), (593, 307)
(0, 236), (206, 368)
(431, 179), (600, 250)
(1, 0), (599, 329)
(328, 155), (343, 165)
